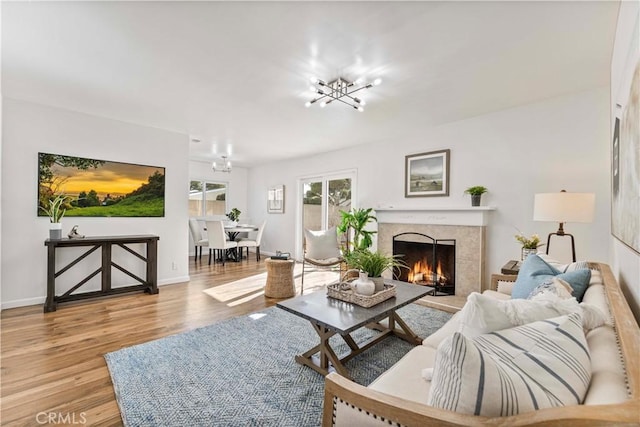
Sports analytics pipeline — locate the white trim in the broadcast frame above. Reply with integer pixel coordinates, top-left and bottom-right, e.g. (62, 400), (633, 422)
(0, 276), (190, 310)
(375, 206), (496, 226)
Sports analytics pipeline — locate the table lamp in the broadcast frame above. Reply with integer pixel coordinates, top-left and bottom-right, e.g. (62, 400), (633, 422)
(533, 190), (595, 262)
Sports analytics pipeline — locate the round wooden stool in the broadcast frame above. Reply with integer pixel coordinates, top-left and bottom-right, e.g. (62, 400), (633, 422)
(265, 258), (295, 298)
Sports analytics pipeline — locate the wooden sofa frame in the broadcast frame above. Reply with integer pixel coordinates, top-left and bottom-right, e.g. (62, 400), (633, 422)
(322, 263), (640, 426)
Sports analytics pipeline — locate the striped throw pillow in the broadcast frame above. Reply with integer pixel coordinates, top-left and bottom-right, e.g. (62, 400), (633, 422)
(428, 312), (591, 416)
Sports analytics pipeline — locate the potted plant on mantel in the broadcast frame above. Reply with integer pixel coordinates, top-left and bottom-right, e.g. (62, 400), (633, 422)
(39, 194), (70, 240)
(343, 249), (408, 292)
(464, 186), (488, 207)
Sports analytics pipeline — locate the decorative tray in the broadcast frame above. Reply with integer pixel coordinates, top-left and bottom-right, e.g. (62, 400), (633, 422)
(326, 281), (396, 308)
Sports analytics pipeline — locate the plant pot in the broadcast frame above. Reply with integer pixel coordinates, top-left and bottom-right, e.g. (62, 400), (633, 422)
(521, 247), (537, 261)
(351, 272), (375, 296)
(471, 194), (482, 207)
(49, 223), (63, 240)
(371, 276), (385, 293)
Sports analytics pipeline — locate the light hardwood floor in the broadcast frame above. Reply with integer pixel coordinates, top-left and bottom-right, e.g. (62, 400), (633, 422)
(1, 256), (281, 426)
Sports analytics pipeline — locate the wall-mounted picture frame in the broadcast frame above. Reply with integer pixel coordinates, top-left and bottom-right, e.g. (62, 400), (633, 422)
(268, 185), (285, 213)
(38, 152), (165, 217)
(611, 57), (640, 254)
(405, 149), (450, 198)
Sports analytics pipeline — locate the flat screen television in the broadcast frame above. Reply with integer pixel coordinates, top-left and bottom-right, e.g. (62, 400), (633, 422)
(38, 152), (165, 217)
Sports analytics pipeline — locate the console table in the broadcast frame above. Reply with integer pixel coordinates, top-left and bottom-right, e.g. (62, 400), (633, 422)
(44, 234), (159, 312)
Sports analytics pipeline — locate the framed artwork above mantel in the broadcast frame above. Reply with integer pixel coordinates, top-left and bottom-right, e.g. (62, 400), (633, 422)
(405, 149), (450, 198)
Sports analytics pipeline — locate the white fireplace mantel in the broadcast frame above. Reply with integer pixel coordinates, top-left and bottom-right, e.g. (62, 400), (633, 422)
(375, 206), (496, 227)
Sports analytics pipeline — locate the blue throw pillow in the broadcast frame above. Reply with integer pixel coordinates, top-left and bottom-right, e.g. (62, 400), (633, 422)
(512, 254), (591, 301)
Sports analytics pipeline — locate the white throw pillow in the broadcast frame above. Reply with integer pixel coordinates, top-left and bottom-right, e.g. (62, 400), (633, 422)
(428, 312), (591, 416)
(304, 227), (341, 260)
(458, 292), (604, 338)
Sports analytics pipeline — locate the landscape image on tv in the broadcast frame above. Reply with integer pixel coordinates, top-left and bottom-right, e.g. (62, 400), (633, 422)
(38, 152), (165, 217)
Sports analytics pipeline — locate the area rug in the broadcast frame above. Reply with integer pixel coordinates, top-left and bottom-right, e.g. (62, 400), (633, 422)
(105, 304), (452, 427)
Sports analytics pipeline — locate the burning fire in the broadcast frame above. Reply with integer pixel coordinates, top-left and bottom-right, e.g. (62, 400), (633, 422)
(408, 259), (448, 285)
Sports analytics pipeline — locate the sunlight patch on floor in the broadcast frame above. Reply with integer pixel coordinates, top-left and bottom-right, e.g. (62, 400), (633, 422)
(202, 264), (340, 306)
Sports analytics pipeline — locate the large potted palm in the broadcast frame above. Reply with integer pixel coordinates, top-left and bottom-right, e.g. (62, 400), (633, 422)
(337, 207), (377, 255)
(337, 208), (377, 280)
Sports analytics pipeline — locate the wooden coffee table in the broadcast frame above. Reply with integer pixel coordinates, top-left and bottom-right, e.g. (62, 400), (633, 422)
(276, 280), (433, 380)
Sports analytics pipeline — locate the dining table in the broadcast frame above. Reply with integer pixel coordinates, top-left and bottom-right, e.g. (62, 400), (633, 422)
(224, 224), (259, 241)
(223, 224), (259, 261)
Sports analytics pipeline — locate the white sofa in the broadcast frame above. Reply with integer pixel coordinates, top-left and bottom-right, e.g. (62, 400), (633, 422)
(322, 262), (640, 426)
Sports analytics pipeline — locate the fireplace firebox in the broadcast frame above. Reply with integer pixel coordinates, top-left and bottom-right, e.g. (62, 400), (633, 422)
(392, 232), (455, 296)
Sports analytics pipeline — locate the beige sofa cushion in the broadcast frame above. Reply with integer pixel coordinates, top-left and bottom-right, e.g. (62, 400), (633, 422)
(584, 325), (629, 405)
(368, 345), (436, 405)
(422, 312), (461, 349)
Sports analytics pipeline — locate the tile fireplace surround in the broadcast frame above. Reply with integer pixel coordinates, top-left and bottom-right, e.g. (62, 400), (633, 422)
(376, 207), (494, 297)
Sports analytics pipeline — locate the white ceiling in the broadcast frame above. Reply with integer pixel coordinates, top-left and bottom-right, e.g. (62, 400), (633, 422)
(2, 1), (619, 168)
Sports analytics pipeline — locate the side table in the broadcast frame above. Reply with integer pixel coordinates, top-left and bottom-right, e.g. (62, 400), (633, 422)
(265, 258), (295, 298)
(501, 260), (521, 275)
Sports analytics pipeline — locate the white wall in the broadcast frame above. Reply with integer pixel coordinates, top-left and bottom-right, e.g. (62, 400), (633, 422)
(247, 88), (611, 287)
(610, 0), (640, 322)
(1, 99), (189, 309)
(187, 160), (248, 255)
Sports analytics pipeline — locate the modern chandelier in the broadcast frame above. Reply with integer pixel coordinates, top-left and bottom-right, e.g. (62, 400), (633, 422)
(305, 76), (381, 111)
(212, 155), (232, 173)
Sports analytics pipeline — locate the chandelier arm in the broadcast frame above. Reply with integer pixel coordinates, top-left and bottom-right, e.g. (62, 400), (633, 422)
(334, 97), (358, 108)
(345, 85), (371, 96)
(313, 94), (331, 102)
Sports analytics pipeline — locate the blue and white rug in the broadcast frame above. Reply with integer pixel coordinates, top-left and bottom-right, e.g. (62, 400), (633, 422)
(105, 303), (452, 427)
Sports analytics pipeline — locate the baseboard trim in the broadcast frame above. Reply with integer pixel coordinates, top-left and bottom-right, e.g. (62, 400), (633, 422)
(1, 296), (46, 310)
(1, 275), (192, 310)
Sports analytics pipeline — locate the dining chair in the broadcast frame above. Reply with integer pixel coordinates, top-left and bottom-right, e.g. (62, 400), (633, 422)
(205, 220), (238, 265)
(189, 218), (209, 262)
(301, 226), (343, 294)
(237, 220), (266, 261)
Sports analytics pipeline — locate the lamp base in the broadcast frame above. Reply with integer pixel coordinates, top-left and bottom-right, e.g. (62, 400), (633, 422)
(545, 232), (576, 262)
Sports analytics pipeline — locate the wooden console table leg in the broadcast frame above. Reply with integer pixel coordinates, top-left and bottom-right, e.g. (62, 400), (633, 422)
(101, 243), (111, 292)
(45, 245), (57, 312)
(147, 238), (158, 294)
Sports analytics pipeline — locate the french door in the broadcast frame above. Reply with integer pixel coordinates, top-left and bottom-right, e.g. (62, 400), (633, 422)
(297, 170), (355, 258)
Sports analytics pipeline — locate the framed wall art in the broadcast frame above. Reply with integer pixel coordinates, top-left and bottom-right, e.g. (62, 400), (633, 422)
(268, 185), (285, 213)
(611, 58), (639, 254)
(405, 149), (450, 198)
(38, 152), (165, 217)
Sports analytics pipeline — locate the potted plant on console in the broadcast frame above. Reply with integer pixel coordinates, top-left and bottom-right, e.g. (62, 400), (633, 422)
(464, 185), (488, 207)
(40, 194), (70, 240)
(344, 249), (408, 293)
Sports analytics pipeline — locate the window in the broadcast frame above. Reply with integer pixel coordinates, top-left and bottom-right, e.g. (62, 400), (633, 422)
(302, 177), (352, 231)
(189, 180), (227, 216)
(298, 171), (355, 259)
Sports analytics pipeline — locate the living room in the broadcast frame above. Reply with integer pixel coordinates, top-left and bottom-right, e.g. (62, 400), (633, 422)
(1, 1), (639, 425)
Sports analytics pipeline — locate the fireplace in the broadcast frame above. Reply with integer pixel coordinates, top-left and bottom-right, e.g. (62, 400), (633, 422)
(393, 232), (455, 296)
(377, 207), (492, 298)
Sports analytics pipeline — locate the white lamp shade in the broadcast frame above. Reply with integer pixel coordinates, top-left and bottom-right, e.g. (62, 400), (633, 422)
(533, 192), (596, 223)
